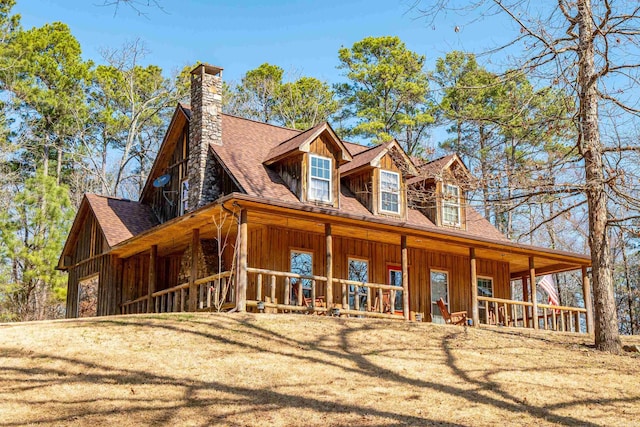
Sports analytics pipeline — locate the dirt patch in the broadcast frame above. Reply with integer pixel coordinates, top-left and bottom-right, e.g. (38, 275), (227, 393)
(1, 314), (639, 426)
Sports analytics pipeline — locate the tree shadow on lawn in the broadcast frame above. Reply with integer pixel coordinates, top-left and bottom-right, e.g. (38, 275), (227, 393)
(1, 315), (637, 426)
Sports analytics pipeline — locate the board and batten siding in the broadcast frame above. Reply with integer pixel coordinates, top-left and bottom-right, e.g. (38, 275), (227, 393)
(65, 209), (114, 317)
(244, 225), (510, 319)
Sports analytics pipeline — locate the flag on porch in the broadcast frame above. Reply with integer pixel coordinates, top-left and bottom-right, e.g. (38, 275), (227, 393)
(538, 275), (559, 305)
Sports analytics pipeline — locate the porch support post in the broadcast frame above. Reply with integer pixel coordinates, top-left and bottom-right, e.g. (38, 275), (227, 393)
(325, 224), (333, 309)
(470, 248), (479, 327)
(529, 257), (538, 329)
(401, 235), (409, 321)
(582, 266), (594, 334)
(147, 245), (157, 313)
(189, 229), (199, 312)
(236, 209), (248, 312)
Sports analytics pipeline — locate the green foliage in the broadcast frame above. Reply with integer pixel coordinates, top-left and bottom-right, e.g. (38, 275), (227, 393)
(224, 63), (338, 130)
(0, 20), (91, 179)
(0, 172), (73, 321)
(336, 36), (434, 156)
(275, 77), (338, 130)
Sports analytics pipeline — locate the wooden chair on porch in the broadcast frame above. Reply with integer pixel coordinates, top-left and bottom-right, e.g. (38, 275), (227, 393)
(372, 291), (392, 313)
(437, 298), (468, 326)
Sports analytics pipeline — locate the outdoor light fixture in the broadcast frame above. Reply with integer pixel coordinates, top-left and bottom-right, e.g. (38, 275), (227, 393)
(257, 301), (265, 313)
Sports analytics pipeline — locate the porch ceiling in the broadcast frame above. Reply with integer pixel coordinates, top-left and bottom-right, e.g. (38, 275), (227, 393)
(247, 209), (589, 277)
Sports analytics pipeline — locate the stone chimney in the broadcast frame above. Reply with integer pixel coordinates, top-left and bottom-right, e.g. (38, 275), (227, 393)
(188, 64), (223, 211)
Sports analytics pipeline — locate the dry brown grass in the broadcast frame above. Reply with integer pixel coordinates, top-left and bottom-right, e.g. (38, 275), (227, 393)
(1, 313), (639, 426)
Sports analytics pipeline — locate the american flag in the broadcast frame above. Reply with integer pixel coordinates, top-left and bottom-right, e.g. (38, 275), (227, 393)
(538, 275), (559, 305)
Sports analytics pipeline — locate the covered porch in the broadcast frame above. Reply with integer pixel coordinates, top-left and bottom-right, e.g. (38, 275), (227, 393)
(114, 194), (593, 334)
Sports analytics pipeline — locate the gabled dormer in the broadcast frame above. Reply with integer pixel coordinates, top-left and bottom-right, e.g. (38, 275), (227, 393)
(340, 140), (418, 219)
(264, 122), (352, 208)
(407, 154), (472, 230)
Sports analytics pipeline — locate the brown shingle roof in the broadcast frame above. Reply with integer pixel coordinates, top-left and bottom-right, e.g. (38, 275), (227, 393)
(123, 107), (506, 245)
(85, 194), (159, 247)
(265, 122), (323, 162)
(343, 140), (371, 156)
(204, 114), (506, 240)
(339, 143), (387, 175)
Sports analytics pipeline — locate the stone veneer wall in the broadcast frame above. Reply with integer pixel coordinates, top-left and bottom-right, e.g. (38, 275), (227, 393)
(188, 65), (223, 211)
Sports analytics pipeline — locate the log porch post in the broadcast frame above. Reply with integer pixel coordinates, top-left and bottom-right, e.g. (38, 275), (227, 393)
(147, 245), (157, 313)
(582, 266), (594, 334)
(189, 229), (199, 311)
(470, 247), (479, 327)
(236, 209), (248, 312)
(529, 257), (538, 329)
(325, 224), (333, 309)
(401, 235), (409, 321)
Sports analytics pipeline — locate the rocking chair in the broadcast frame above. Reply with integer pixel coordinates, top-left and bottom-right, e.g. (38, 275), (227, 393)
(437, 298), (468, 326)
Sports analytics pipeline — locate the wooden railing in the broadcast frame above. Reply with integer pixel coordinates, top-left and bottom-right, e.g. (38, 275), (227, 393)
(121, 271), (234, 314)
(477, 296), (587, 333)
(121, 295), (149, 314)
(245, 268), (404, 320)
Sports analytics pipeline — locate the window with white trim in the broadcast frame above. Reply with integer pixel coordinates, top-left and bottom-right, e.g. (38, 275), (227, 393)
(290, 250), (313, 300)
(477, 277), (494, 324)
(442, 184), (461, 226)
(430, 270), (449, 324)
(308, 155), (332, 203)
(348, 258), (368, 311)
(380, 170), (400, 214)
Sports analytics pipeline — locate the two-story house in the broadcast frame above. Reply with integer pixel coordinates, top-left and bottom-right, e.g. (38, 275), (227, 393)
(58, 64), (594, 333)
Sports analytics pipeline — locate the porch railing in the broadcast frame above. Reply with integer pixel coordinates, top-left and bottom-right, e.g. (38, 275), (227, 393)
(246, 268), (404, 320)
(121, 271), (233, 314)
(477, 296), (587, 333)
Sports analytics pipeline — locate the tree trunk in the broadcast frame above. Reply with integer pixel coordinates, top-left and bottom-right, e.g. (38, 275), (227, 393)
(56, 147), (62, 185)
(578, 0), (621, 353)
(622, 245), (635, 335)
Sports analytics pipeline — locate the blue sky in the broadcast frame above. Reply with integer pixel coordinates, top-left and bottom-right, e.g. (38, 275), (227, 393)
(14, 0), (508, 84)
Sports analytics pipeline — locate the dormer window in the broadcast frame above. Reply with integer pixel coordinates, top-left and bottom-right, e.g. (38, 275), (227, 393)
(309, 154), (332, 203)
(442, 184), (461, 226)
(380, 170), (400, 214)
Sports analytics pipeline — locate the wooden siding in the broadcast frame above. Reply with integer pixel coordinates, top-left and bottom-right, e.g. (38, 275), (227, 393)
(146, 127), (189, 223)
(245, 224), (510, 320)
(276, 154), (303, 200)
(344, 169), (374, 213)
(273, 134), (342, 207)
(65, 208), (111, 318)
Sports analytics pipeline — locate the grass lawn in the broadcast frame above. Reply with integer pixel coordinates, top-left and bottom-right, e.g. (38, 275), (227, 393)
(1, 313), (639, 426)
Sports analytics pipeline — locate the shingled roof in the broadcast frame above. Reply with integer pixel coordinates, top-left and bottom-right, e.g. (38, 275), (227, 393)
(84, 194), (159, 247)
(264, 122), (352, 165)
(199, 113), (507, 241)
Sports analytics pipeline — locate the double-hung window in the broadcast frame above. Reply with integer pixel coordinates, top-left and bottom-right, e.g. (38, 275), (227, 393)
(380, 170), (400, 214)
(309, 155), (332, 203)
(442, 184), (461, 226)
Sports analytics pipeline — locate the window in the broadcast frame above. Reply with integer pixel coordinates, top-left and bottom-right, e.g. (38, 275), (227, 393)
(309, 155), (332, 203)
(348, 258), (368, 311)
(180, 179), (189, 215)
(430, 270), (449, 324)
(478, 277), (493, 324)
(442, 184), (461, 226)
(380, 170), (400, 214)
(290, 251), (313, 301)
(388, 267), (403, 313)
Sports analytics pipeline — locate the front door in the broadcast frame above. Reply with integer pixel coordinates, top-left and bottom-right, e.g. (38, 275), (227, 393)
(430, 270), (449, 323)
